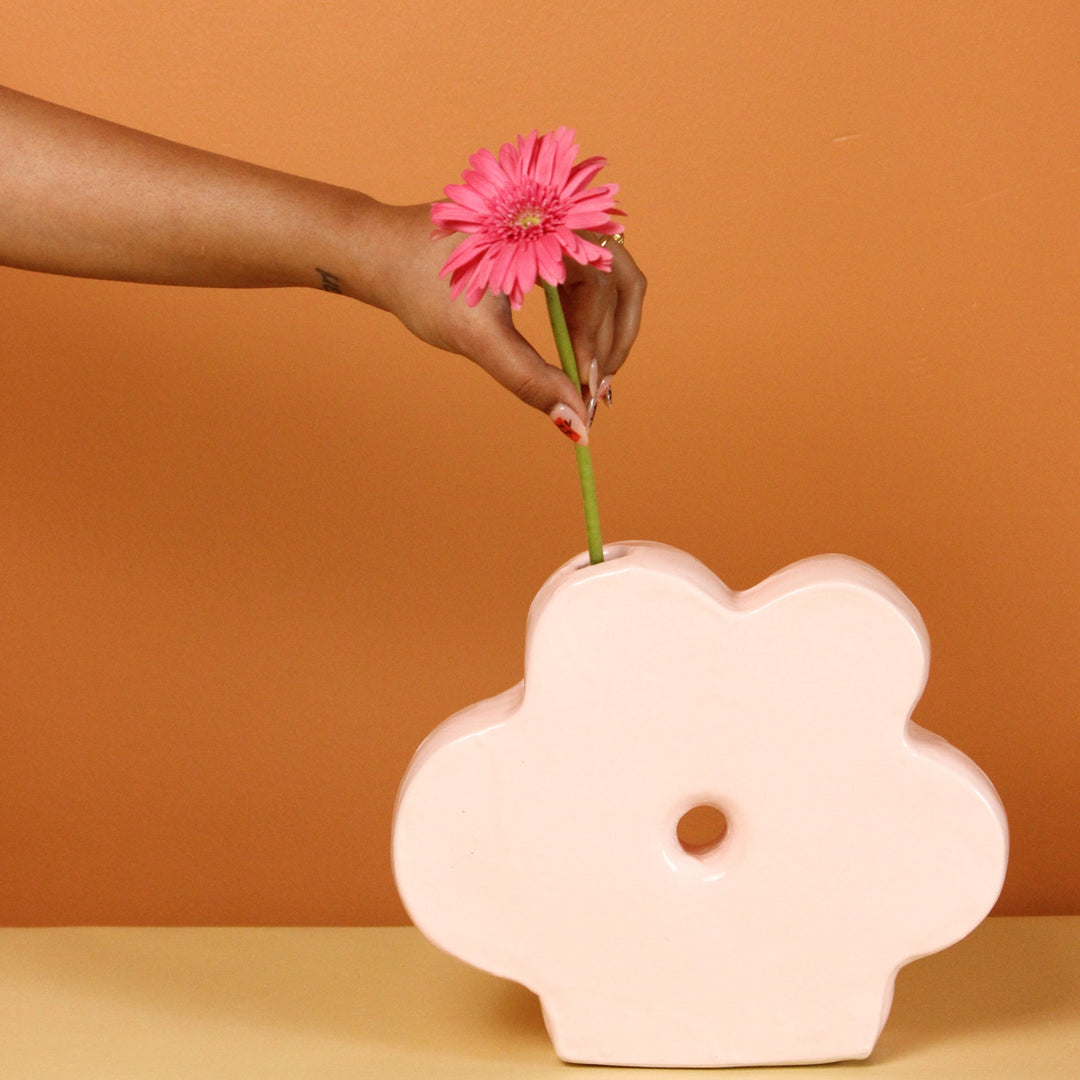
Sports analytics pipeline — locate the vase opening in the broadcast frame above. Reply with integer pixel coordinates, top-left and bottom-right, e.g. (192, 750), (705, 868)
(569, 544), (632, 573)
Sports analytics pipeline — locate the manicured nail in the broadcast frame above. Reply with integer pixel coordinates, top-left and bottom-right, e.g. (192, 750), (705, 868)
(587, 358), (600, 399)
(584, 361), (604, 424)
(598, 377), (613, 407)
(549, 403), (589, 445)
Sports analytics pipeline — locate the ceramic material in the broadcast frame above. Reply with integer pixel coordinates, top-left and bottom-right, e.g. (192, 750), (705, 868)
(392, 542), (1009, 1068)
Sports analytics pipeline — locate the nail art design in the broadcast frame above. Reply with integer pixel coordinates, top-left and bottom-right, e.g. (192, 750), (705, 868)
(598, 377), (614, 408)
(550, 403), (589, 445)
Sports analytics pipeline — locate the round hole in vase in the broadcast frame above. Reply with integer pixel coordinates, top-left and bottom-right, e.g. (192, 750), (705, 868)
(676, 803), (729, 858)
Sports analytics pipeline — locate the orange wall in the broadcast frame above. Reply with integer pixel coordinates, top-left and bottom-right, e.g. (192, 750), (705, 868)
(2, 1), (1078, 924)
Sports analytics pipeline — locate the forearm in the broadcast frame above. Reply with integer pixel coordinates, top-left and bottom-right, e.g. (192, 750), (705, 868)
(0, 86), (380, 295)
(0, 88), (645, 426)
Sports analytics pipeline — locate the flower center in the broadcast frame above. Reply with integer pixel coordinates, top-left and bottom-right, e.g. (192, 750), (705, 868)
(496, 180), (566, 239)
(512, 206), (545, 229)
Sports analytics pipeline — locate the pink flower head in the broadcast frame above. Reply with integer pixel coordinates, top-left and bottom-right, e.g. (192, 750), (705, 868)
(431, 127), (622, 310)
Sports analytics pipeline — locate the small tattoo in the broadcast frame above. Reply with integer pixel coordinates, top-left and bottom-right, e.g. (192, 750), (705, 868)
(316, 267), (343, 294)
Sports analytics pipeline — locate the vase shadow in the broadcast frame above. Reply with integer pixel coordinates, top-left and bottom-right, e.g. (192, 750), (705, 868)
(867, 916), (1080, 1065)
(8, 919), (1074, 1073)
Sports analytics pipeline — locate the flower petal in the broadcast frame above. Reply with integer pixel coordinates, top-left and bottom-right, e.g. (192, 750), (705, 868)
(535, 233), (567, 286)
(442, 182), (494, 216)
(489, 240), (520, 296)
(562, 155), (608, 197)
(548, 127), (580, 189)
(556, 227), (612, 271)
(468, 147), (508, 187)
(533, 129), (560, 189)
(513, 242), (539, 301)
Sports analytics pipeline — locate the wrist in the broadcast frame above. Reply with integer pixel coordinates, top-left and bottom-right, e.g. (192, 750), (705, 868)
(300, 185), (395, 305)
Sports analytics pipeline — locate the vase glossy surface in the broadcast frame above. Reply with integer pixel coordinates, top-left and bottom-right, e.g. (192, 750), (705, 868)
(392, 542), (1008, 1067)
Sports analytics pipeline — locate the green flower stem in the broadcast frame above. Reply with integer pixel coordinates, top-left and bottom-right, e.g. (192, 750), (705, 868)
(543, 282), (604, 564)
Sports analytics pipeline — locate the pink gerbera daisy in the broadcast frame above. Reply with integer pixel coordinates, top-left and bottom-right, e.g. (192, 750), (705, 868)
(431, 127), (622, 310)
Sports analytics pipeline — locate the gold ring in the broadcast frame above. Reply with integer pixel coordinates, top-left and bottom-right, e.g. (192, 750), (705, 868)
(598, 232), (625, 248)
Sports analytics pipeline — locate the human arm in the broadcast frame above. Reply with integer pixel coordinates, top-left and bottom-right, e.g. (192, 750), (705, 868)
(0, 86), (644, 433)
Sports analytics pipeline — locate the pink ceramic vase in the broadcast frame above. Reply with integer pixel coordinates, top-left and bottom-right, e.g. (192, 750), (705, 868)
(392, 542), (1008, 1067)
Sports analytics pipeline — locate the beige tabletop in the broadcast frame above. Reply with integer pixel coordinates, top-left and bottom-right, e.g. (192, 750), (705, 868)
(1, 916), (1077, 1078)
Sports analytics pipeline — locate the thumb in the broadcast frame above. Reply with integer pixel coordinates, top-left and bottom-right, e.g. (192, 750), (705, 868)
(472, 320), (591, 445)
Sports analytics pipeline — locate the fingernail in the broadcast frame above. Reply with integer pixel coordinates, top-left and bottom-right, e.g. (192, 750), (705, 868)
(587, 393), (599, 426)
(587, 358), (600, 399)
(598, 377), (613, 408)
(549, 403), (589, 445)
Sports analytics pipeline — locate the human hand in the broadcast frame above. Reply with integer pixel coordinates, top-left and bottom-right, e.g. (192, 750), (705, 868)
(356, 203), (645, 442)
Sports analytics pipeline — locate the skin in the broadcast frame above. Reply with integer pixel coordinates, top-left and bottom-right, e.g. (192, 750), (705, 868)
(0, 86), (646, 427)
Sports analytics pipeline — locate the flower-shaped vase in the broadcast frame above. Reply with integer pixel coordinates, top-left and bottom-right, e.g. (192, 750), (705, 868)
(392, 542), (1008, 1068)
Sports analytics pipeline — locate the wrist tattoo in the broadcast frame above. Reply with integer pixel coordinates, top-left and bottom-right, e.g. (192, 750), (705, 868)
(316, 267), (343, 294)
